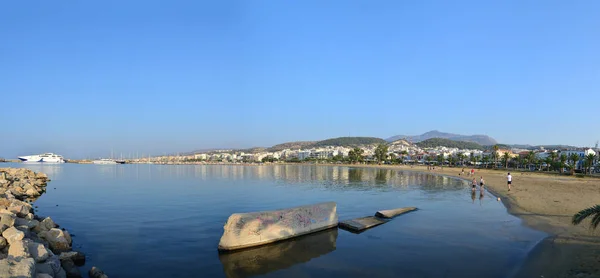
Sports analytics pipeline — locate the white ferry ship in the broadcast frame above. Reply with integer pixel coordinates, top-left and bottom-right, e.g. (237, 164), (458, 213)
(18, 153), (65, 163)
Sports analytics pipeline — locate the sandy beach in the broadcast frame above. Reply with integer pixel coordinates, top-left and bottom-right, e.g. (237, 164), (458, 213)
(315, 163), (600, 278)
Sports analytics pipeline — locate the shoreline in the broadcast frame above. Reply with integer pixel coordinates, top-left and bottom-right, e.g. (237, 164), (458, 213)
(305, 163), (600, 278)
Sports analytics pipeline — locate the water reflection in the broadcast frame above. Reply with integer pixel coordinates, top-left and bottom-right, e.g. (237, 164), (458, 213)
(218, 228), (338, 278)
(76, 165), (470, 192)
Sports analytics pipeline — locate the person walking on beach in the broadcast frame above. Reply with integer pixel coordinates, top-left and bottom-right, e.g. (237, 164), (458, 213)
(507, 172), (512, 191)
(471, 168), (475, 176)
(479, 176), (485, 190)
(472, 178), (477, 191)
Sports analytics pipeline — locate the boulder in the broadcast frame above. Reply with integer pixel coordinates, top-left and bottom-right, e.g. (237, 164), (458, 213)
(2, 226), (25, 244)
(34, 217), (57, 233)
(89, 266), (109, 278)
(8, 239), (30, 260)
(38, 254), (66, 277)
(35, 172), (48, 180)
(37, 273), (54, 278)
(15, 218), (39, 229)
(0, 257), (36, 278)
(39, 228), (71, 253)
(26, 188), (41, 196)
(0, 236), (6, 249)
(35, 261), (55, 276)
(0, 212), (16, 228)
(8, 204), (29, 217)
(28, 241), (51, 262)
(59, 251), (85, 266)
(16, 225), (31, 238)
(63, 230), (72, 245)
(25, 213), (34, 220)
(61, 259), (82, 278)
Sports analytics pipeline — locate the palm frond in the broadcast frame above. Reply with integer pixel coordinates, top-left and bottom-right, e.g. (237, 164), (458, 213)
(591, 212), (600, 230)
(572, 205), (600, 227)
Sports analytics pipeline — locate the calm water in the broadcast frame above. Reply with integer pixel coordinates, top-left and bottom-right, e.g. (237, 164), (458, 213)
(8, 163), (545, 278)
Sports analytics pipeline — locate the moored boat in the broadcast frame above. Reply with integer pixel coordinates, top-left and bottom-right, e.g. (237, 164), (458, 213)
(18, 153), (65, 163)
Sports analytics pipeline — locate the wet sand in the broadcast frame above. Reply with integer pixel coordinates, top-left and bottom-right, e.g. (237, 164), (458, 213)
(312, 163), (600, 278)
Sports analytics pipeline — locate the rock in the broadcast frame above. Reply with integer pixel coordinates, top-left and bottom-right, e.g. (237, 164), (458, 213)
(61, 259), (82, 278)
(0, 257), (36, 278)
(59, 251), (85, 266)
(0, 236), (6, 249)
(37, 273), (54, 278)
(34, 217), (56, 233)
(35, 172), (48, 180)
(26, 188), (40, 196)
(0, 224), (8, 233)
(39, 254), (65, 277)
(28, 241), (50, 262)
(89, 266), (109, 278)
(63, 230), (72, 245)
(8, 239), (30, 259)
(0, 212), (16, 228)
(39, 228), (71, 253)
(35, 261), (55, 276)
(2, 226), (25, 244)
(16, 225), (31, 238)
(25, 213), (34, 220)
(8, 204), (29, 217)
(15, 217), (39, 229)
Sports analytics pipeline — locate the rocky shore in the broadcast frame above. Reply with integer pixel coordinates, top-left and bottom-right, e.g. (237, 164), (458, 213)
(0, 168), (108, 278)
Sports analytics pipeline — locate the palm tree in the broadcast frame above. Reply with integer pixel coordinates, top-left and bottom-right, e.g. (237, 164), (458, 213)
(544, 157), (553, 172)
(572, 205), (600, 230)
(550, 151), (558, 163)
(436, 154), (445, 168)
(425, 155), (432, 166)
(526, 151), (536, 171)
(388, 153), (396, 164)
(502, 152), (510, 169)
(569, 153), (580, 174)
(559, 153), (568, 174)
(493, 145), (499, 168)
(456, 153), (465, 164)
(481, 155), (490, 169)
(585, 153), (595, 174)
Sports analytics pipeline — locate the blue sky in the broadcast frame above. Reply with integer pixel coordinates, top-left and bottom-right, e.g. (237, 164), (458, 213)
(1, 1), (599, 159)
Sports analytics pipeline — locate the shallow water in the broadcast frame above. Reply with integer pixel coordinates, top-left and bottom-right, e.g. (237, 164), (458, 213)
(9, 163), (545, 278)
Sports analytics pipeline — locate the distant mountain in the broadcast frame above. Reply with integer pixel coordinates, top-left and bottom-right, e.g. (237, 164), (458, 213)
(386, 130), (497, 146)
(416, 138), (484, 150)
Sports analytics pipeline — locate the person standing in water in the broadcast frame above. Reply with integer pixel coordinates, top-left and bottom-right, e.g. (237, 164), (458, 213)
(479, 176), (485, 190)
(507, 172), (512, 191)
(472, 178), (477, 191)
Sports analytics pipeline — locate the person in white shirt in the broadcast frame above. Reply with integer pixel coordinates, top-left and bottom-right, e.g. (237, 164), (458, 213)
(507, 172), (512, 191)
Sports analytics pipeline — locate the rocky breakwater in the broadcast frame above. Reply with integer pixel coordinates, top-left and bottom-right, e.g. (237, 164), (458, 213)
(0, 168), (108, 278)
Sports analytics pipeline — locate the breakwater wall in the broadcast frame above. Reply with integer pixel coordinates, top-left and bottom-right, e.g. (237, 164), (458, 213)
(0, 167), (108, 278)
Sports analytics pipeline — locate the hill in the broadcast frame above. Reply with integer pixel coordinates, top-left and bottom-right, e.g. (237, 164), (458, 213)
(416, 138), (484, 150)
(268, 141), (316, 152)
(313, 137), (387, 147)
(386, 130), (497, 145)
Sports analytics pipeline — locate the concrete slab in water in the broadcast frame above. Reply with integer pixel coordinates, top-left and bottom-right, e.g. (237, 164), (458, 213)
(375, 207), (417, 218)
(218, 201), (338, 251)
(338, 216), (389, 233)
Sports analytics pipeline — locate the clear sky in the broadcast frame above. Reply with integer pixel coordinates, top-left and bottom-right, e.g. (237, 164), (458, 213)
(1, 1), (599, 159)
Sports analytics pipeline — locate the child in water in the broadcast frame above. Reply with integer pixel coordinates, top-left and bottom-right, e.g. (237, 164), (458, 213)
(472, 178), (477, 191)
